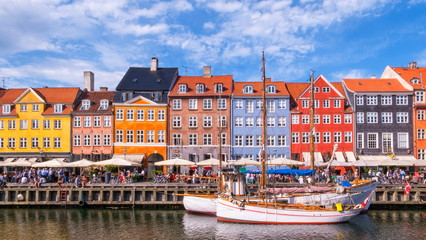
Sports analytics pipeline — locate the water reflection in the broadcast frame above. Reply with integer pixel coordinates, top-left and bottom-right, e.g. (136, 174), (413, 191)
(0, 209), (425, 239)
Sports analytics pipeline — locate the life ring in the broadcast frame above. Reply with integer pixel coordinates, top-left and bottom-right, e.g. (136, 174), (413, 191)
(78, 200), (86, 207)
(17, 194), (24, 201)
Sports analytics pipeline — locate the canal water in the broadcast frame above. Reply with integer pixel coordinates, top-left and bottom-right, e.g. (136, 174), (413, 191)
(0, 208), (424, 240)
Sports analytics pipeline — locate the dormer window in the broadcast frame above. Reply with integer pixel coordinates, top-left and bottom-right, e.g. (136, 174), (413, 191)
(196, 84), (205, 93)
(266, 85), (276, 94)
(2, 104), (11, 114)
(243, 85), (253, 94)
(80, 100), (91, 110)
(214, 83), (223, 93)
(54, 104), (63, 113)
(411, 78), (420, 84)
(122, 92), (133, 101)
(178, 84), (187, 93)
(99, 100), (109, 110)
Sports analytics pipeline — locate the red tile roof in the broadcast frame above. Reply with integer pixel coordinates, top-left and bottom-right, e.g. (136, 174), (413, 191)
(343, 78), (411, 92)
(285, 82), (310, 100)
(391, 66), (426, 89)
(233, 79), (289, 96)
(169, 75), (233, 97)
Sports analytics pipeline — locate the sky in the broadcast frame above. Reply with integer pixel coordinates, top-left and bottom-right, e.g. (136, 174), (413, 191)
(1, 0), (426, 90)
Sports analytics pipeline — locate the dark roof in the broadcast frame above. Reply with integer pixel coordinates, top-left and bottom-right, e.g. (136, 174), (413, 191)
(73, 90), (115, 114)
(115, 67), (178, 91)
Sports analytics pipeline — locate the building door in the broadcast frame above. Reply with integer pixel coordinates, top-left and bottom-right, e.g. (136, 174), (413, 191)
(382, 133), (393, 154)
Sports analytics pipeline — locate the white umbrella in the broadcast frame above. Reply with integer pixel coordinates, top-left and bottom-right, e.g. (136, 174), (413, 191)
(196, 158), (228, 166)
(266, 157), (304, 166)
(93, 158), (140, 167)
(154, 158), (194, 166)
(413, 160), (426, 167)
(231, 158), (261, 166)
(32, 159), (70, 168)
(67, 159), (95, 167)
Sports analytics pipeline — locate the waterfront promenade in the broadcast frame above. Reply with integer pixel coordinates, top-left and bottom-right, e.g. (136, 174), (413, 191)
(0, 181), (426, 209)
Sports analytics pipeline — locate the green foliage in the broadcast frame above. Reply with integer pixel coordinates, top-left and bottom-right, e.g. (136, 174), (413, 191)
(106, 165), (118, 173)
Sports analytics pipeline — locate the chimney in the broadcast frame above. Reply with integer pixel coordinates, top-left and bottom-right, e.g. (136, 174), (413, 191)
(100, 87), (108, 91)
(150, 57), (158, 71)
(84, 71), (94, 91)
(409, 62), (417, 69)
(371, 75), (376, 79)
(203, 66), (211, 78)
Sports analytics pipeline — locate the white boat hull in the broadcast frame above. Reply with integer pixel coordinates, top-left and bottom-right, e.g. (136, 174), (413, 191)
(216, 197), (363, 224)
(183, 195), (217, 215)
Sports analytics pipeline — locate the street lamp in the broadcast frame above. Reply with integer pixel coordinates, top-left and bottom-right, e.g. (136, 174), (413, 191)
(123, 148), (127, 160)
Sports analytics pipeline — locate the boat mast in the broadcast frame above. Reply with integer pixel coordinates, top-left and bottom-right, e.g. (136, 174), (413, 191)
(218, 94), (224, 193)
(260, 51), (267, 190)
(309, 71), (315, 173)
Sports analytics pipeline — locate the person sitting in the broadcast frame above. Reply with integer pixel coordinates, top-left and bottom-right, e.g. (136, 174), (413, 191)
(75, 175), (82, 188)
(81, 175), (88, 187)
(56, 176), (64, 188)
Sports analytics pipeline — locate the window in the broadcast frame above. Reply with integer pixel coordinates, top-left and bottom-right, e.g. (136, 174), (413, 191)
(367, 133), (378, 149)
(158, 110), (165, 121)
(20, 120), (28, 129)
(20, 104), (27, 112)
(94, 116), (101, 127)
(266, 85), (276, 93)
(397, 133), (409, 149)
(126, 109), (134, 120)
(235, 100), (243, 109)
(189, 133), (197, 145)
(356, 96), (363, 105)
(84, 135), (91, 146)
(323, 115), (330, 124)
(173, 134), (182, 145)
(189, 116), (198, 128)
(221, 133), (227, 146)
(344, 132), (352, 143)
(74, 135), (81, 146)
(147, 110), (155, 121)
(323, 100), (330, 108)
(235, 117), (243, 127)
(43, 137), (50, 148)
(381, 96), (392, 105)
(256, 117), (262, 127)
(381, 133), (393, 154)
(203, 134), (212, 145)
(313, 115), (320, 124)
(104, 116), (111, 127)
(418, 149), (426, 160)
(94, 134), (101, 146)
(323, 132), (331, 143)
(314, 100), (319, 109)
(172, 116), (181, 128)
(43, 120), (50, 129)
(292, 115), (299, 124)
(366, 112), (378, 123)
(116, 109), (124, 120)
(173, 99), (182, 110)
(203, 99), (212, 109)
(136, 130), (144, 143)
(8, 138), (15, 148)
(396, 112), (409, 123)
(32, 120), (39, 129)
(54, 104), (63, 113)
(20, 138), (27, 148)
(126, 130), (134, 143)
(278, 117), (286, 127)
(366, 96), (377, 105)
(203, 116), (212, 128)
(246, 117), (254, 127)
(196, 84), (205, 93)
(267, 100), (275, 113)
(54, 138), (61, 148)
(418, 129), (426, 140)
(278, 135), (286, 146)
(178, 84), (187, 93)
(80, 100), (90, 110)
(235, 135), (243, 146)
(31, 137), (38, 148)
(334, 132), (341, 143)
(381, 112), (392, 123)
(2, 104), (11, 114)
(74, 117), (81, 127)
(267, 135), (275, 146)
(256, 100), (262, 109)
(302, 132), (309, 143)
(278, 100), (286, 109)
(0, 120), (3, 129)
(83, 117), (91, 127)
(357, 133), (364, 149)
(99, 100), (109, 110)
(218, 99), (227, 110)
(158, 130), (165, 143)
(344, 114), (352, 124)
(314, 132), (320, 143)
(104, 135), (111, 146)
(214, 83), (223, 93)
(32, 104), (39, 112)
(302, 115), (309, 124)
(418, 110), (425, 120)
(415, 91), (425, 103)
(219, 116), (227, 128)
(334, 100), (341, 108)
(189, 99), (198, 110)
(54, 120), (62, 129)
(116, 130), (123, 142)
(256, 135), (262, 146)
(137, 110), (144, 121)
(0, 138), (5, 147)
(322, 87), (330, 93)
(243, 85), (253, 94)
(245, 135), (254, 146)
(357, 112), (364, 123)
(313, 87), (319, 93)
(246, 100), (254, 113)
(267, 117), (275, 127)
(8, 120), (16, 129)
(396, 96), (408, 105)
(333, 115), (341, 124)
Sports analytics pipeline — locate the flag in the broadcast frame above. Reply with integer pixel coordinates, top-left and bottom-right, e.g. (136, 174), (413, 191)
(404, 182), (412, 195)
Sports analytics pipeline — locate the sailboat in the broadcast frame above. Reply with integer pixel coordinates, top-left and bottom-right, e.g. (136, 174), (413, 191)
(216, 52), (374, 224)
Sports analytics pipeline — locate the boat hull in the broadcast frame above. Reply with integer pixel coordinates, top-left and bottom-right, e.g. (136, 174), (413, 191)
(216, 197), (362, 224)
(183, 195), (217, 215)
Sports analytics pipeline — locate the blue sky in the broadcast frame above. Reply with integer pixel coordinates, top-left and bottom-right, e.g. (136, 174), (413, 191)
(1, 0), (426, 90)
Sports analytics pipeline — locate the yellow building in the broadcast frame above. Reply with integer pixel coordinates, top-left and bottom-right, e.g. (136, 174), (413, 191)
(0, 87), (82, 162)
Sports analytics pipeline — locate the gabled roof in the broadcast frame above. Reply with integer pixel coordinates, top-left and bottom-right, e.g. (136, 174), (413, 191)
(233, 78), (289, 97)
(169, 75), (233, 97)
(123, 95), (158, 105)
(343, 78), (412, 93)
(390, 66), (426, 89)
(116, 67), (178, 91)
(14, 87), (46, 103)
(285, 82), (310, 100)
(73, 90), (115, 113)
